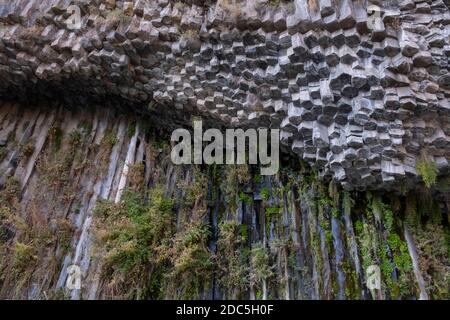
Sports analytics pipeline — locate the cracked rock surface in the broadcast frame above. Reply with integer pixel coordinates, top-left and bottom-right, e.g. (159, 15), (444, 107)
(0, 0), (449, 191)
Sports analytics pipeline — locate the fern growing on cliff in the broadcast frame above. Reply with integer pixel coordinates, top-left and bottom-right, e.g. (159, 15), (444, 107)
(416, 158), (438, 188)
(92, 185), (175, 299)
(416, 151), (439, 188)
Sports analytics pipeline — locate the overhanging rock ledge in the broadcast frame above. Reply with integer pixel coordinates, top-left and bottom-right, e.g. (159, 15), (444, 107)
(0, 0), (449, 191)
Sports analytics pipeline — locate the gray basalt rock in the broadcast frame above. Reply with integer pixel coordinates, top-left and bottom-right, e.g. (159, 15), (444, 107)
(0, 0), (449, 192)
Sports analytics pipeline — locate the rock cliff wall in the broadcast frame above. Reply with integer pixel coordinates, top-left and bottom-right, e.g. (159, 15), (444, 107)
(0, 0), (449, 300)
(0, 0), (449, 190)
(0, 102), (449, 299)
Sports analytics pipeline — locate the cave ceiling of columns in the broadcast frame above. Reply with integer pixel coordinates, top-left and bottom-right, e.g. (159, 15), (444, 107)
(0, 0), (449, 191)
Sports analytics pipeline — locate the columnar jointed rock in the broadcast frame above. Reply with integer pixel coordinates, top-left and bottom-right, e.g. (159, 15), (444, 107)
(0, 0), (449, 191)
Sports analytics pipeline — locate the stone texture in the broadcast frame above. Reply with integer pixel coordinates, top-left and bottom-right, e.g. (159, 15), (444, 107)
(0, 0), (449, 191)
